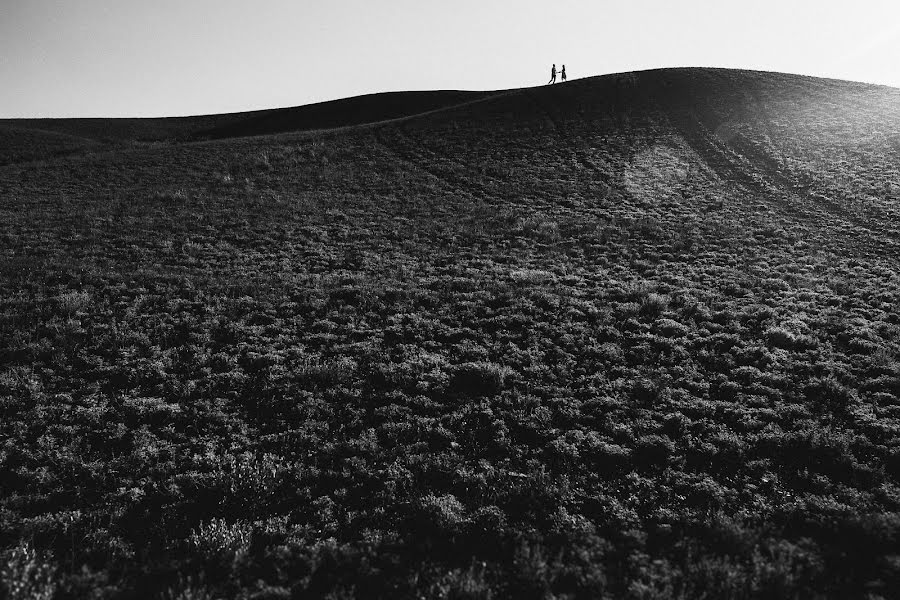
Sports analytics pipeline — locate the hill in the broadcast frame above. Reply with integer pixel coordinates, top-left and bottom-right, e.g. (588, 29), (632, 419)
(0, 90), (492, 166)
(2, 68), (900, 599)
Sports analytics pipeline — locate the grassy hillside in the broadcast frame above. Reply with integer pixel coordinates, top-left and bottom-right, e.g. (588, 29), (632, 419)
(2, 68), (900, 599)
(0, 89), (492, 166)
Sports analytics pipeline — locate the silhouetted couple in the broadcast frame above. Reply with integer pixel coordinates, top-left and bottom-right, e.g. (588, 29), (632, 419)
(548, 64), (566, 84)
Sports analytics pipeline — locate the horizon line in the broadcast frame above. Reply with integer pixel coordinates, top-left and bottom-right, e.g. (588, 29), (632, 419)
(2, 66), (897, 121)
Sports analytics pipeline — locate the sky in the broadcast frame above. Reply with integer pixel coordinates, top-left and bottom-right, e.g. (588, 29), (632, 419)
(2, 0), (900, 118)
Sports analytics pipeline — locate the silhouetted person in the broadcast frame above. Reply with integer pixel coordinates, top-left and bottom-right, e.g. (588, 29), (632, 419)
(548, 64), (557, 85)
(561, 65), (567, 82)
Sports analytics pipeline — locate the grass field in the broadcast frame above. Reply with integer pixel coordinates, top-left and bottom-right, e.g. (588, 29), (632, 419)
(2, 67), (900, 599)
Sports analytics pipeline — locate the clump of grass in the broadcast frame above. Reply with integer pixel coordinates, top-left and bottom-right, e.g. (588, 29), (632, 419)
(189, 519), (252, 564)
(56, 290), (91, 315)
(296, 355), (356, 386)
(217, 452), (288, 509)
(0, 366), (40, 394)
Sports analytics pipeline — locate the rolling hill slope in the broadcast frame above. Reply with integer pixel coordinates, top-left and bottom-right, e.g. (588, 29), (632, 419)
(2, 68), (900, 599)
(0, 89), (493, 165)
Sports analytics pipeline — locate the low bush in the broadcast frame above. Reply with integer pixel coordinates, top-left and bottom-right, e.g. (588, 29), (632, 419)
(765, 326), (797, 350)
(804, 377), (855, 417)
(1, 542), (56, 600)
(449, 362), (513, 397)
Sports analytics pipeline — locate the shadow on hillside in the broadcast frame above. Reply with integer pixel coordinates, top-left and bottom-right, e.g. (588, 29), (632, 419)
(198, 90), (494, 139)
(0, 90), (494, 165)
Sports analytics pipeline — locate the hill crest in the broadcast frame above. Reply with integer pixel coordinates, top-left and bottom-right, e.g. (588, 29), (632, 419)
(2, 67), (896, 166)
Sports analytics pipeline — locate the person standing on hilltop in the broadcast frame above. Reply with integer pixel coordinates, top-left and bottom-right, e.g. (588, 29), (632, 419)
(548, 64), (557, 85)
(561, 65), (567, 82)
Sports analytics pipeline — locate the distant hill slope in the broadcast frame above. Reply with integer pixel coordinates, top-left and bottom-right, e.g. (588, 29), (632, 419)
(4, 67), (899, 253)
(377, 67), (900, 256)
(0, 113), (241, 165)
(0, 89), (494, 165)
(198, 90), (494, 139)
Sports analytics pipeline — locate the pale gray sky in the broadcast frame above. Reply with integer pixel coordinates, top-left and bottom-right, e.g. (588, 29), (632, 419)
(2, 0), (899, 117)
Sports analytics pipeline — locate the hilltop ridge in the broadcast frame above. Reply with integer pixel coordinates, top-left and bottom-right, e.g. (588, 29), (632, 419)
(5, 67), (899, 161)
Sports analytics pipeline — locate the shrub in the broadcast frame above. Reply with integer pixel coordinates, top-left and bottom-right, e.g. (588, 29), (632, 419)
(471, 505), (507, 535)
(427, 563), (493, 600)
(546, 436), (581, 470)
(711, 379), (741, 401)
(631, 377), (665, 405)
(417, 494), (469, 533)
(640, 293), (669, 318)
(162, 577), (214, 600)
(209, 452), (289, 513)
(653, 318), (688, 338)
(514, 215), (561, 242)
(449, 362), (513, 397)
(1, 542), (56, 600)
(509, 269), (555, 284)
(598, 342), (625, 364)
(633, 435), (676, 470)
(864, 375), (900, 397)
(585, 438), (633, 476)
(804, 377), (855, 417)
(121, 396), (182, 427)
(534, 220), (561, 242)
(847, 337), (880, 355)
(765, 326), (797, 350)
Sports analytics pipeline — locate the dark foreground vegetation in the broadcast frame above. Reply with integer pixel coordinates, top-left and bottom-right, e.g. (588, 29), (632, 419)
(2, 68), (900, 599)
